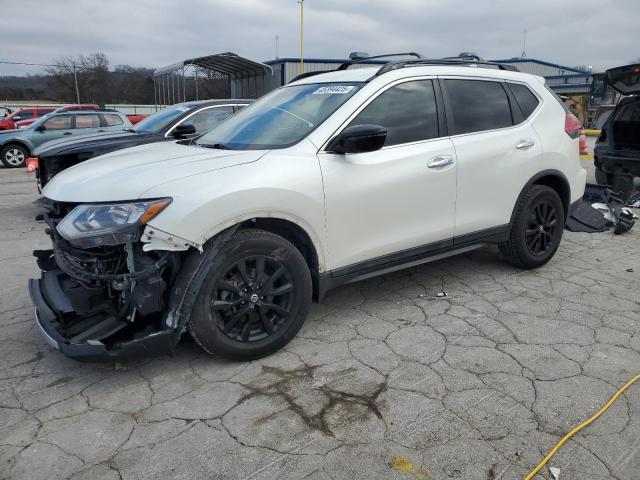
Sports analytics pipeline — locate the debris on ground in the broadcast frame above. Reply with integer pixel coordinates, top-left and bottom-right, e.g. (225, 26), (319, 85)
(567, 184), (637, 234)
(436, 291), (448, 298)
(626, 191), (640, 208)
(549, 466), (561, 479)
(391, 457), (430, 480)
(114, 362), (127, 371)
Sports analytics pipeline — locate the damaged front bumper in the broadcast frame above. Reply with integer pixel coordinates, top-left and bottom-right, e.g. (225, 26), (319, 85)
(28, 267), (180, 362)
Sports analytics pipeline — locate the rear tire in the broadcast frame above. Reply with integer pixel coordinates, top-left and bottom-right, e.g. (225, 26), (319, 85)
(188, 229), (312, 361)
(1, 144), (29, 168)
(500, 185), (565, 269)
(610, 174), (635, 202)
(594, 167), (611, 186)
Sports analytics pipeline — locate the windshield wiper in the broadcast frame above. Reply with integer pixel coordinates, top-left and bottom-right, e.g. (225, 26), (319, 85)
(199, 143), (230, 150)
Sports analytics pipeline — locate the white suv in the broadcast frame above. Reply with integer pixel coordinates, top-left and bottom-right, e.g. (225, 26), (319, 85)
(29, 55), (587, 362)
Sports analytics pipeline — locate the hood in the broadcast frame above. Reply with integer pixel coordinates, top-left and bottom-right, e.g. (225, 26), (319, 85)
(33, 130), (147, 156)
(43, 141), (268, 202)
(606, 63), (640, 95)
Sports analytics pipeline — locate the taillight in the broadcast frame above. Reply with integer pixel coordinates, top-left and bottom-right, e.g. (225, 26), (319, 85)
(564, 113), (582, 139)
(25, 157), (39, 173)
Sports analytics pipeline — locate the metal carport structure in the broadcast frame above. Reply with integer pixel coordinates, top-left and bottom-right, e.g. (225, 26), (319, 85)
(153, 52), (273, 109)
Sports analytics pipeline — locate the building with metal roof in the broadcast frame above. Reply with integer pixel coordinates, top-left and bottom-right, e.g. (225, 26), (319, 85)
(490, 58), (593, 94)
(153, 52), (594, 107)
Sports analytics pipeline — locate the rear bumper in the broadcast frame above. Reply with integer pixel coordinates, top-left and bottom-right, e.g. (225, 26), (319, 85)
(28, 272), (179, 362)
(594, 147), (640, 176)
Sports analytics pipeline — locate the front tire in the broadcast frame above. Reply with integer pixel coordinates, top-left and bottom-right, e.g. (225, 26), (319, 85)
(188, 229), (312, 361)
(500, 185), (565, 269)
(1, 144), (29, 168)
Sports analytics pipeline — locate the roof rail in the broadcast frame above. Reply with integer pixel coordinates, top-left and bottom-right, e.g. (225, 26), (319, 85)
(374, 58), (519, 77)
(337, 52), (424, 70)
(288, 70), (331, 83)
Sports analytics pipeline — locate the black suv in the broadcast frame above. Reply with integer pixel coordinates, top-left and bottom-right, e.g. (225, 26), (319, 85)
(33, 99), (250, 188)
(594, 63), (640, 200)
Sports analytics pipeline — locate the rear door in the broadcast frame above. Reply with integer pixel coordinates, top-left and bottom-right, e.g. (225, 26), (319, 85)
(606, 63), (640, 95)
(442, 77), (543, 238)
(73, 113), (103, 136)
(318, 78), (457, 271)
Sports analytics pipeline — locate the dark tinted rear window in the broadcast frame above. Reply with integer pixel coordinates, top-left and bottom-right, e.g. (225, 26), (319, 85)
(445, 80), (513, 135)
(508, 83), (540, 118)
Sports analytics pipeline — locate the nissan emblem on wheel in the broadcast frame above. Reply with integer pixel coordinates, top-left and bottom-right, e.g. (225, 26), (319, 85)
(28, 53), (587, 362)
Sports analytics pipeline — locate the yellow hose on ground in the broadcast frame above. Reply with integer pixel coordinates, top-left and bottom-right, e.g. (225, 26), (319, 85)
(524, 374), (640, 480)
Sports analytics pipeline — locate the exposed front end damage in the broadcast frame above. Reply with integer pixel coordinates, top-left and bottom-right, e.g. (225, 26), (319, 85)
(28, 199), (191, 361)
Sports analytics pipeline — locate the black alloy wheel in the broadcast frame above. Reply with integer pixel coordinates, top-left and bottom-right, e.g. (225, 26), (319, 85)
(212, 255), (294, 342)
(525, 200), (559, 256)
(500, 185), (565, 269)
(188, 229), (312, 361)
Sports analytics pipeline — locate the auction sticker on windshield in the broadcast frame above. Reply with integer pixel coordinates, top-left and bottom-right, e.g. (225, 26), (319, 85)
(313, 86), (356, 95)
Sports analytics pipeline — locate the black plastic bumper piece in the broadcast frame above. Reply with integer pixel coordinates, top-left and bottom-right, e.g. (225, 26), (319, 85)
(28, 272), (180, 362)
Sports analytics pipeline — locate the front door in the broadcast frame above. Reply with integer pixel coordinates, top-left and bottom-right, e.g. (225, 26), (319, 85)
(318, 79), (457, 272)
(35, 114), (74, 148)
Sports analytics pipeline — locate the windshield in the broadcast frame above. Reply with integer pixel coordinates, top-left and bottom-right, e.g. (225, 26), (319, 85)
(28, 114), (51, 129)
(133, 104), (192, 133)
(196, 82), (362, 150)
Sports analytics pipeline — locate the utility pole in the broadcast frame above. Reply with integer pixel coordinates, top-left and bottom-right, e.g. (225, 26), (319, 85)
(299, 0), (304, 73)
(72, 63), (80, 103)
(275, 35), (279, 59)
(521, 29), (527, 58)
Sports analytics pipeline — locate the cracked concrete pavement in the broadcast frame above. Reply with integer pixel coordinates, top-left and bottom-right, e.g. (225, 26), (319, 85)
(1, 166), (639, 480)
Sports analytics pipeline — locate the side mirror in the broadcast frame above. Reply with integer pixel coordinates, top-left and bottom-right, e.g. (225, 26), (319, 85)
(35, 125), (46, 132)
(172, 124), (197, 138)
(327, 124), (387, 154)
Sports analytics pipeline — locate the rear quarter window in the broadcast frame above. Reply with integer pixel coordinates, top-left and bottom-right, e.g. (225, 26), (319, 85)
(444, 79), (513, 135)
(507, 83), (540, 118)
(101, 114), (124, 126)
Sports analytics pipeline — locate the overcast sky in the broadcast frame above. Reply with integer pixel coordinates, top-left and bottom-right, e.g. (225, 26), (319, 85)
(2, 0), (639, 76)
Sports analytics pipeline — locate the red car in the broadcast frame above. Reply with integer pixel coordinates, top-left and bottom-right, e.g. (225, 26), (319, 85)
(0, 107), (55, 130)
(126, 114), (147, 125)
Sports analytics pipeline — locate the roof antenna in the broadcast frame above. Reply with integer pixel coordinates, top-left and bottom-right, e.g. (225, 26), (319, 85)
(521, 29), (527, 58)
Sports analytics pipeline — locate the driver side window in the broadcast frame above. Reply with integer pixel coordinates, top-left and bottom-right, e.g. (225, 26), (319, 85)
(180, 106), (234, 134)
(346, 80), (439, 147)
(43, 115), (72, 130)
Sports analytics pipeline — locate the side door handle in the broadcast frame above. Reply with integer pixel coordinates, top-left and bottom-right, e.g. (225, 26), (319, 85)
(97, 129), (105, 132)
(63, 132), (72, 135)
(428, 155), (455, 168)
(515, 139), (535, 149)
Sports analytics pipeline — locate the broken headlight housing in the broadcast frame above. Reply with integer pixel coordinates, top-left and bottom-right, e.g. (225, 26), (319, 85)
(56, 198), (171, 248)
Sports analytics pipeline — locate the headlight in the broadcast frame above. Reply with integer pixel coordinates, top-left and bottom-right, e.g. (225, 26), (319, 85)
(56, 198), (171, 247)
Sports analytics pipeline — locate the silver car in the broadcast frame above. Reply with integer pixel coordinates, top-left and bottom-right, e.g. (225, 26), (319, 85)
(0, 110), (132, 167)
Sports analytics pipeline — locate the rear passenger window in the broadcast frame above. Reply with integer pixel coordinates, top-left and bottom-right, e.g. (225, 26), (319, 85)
(508, 83), (540, 118)
(102, 114), (124, 126)
(445, 80), (513, 135)
(75, 114), (101, 129)
(347, 80), (439, 147)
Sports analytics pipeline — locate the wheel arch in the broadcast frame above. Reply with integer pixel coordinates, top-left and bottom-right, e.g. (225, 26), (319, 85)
(1, 140), (32, 156)
(509, 170), (571, 225)
(201, 213), (326, 300)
